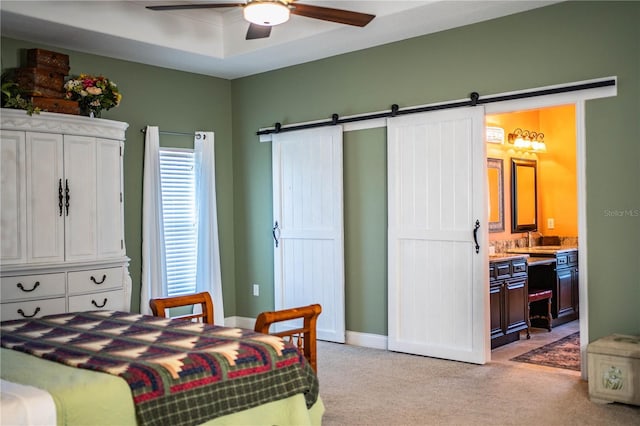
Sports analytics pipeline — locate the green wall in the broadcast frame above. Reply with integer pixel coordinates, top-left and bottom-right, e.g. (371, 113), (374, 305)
(230, 1), (640, 340)
(1, 39), (237, 316)
(2, 1), (638, 342)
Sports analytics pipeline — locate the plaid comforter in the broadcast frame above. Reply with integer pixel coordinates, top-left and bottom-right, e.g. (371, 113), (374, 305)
(1, 310), (319, 426)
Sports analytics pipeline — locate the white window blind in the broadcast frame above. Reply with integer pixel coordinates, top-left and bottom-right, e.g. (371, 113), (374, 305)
(159, 148), (198, 297)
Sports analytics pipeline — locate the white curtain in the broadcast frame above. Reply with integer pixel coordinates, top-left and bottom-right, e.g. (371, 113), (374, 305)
(194, 131), (225, 324)
(140, 126), (167, 314)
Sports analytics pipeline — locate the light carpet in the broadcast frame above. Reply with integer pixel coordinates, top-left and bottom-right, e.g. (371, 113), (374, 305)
(316, 341), (639, 425)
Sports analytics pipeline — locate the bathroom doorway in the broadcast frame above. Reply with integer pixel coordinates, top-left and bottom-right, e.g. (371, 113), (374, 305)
(486, 105), (581, 373)
(486, 88), (616, 379)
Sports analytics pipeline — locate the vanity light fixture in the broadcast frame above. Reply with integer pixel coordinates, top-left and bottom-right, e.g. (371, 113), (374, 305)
(243, 1), (290, 26)
(508, 128), (547, 152)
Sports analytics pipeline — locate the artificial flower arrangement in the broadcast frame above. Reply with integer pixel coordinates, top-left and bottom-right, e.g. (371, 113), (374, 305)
(64, 74), (122, 117)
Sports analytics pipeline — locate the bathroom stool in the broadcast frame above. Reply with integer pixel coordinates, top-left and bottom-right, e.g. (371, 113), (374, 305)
(527, 289), (553, 338)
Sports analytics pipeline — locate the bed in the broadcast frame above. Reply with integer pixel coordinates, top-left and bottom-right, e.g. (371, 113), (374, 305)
(0, 310), (323, 426)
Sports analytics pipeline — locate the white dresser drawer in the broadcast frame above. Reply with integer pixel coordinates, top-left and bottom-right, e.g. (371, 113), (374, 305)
(0, 273), (66, 301)
(68, 267), (122, 294)
(68, 289), (124, 312)
(1, 298), (66, 321)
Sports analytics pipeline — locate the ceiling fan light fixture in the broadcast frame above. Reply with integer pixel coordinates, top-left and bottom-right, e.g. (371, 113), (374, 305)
(244, 1), (290, 26)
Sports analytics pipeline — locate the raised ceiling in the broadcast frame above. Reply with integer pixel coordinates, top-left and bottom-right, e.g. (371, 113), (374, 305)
(0, 1), (559, 79)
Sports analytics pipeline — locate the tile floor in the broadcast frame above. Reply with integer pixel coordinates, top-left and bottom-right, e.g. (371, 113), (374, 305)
(490, 320), (581, 375)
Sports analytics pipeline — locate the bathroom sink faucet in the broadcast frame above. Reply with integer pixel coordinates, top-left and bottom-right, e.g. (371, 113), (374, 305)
(528, 231), (543, 247)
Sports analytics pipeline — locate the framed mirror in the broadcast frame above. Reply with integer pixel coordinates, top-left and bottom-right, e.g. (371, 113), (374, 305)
(487, 158), (504, 232)
(511, 158), (537, 232)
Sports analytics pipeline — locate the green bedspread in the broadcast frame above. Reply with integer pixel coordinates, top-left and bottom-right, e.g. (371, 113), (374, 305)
(1, 348), (324, 426)
(1, 311), (320, 426)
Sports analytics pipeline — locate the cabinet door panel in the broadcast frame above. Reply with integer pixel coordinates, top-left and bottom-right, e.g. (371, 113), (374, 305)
(490, 284), (504, 338)
(1, 131), (27, 263)
(26, 132), (64, 263)
(557, 268), (574, 316)
(64, 135), (97, 261)
(572, 267), (579, 314)
(505, 277), (528, 333)
(96, 139), (124, 257)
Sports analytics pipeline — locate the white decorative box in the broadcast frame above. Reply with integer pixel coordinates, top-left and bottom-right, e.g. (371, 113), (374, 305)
(587, 334), (640, 406)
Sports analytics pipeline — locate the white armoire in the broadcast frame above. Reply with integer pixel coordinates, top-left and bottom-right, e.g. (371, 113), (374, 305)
(1, 108), (131, 320)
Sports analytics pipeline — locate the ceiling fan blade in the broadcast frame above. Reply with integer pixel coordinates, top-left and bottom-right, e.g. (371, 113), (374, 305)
(290, 3), (375, 27)
(146, 3), (244, 11)
(246, 23), (272, 40)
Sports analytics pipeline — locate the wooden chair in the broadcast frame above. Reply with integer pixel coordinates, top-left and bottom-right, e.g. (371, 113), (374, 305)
(149, 291), (214, 324)
(254, 304), (322, 372)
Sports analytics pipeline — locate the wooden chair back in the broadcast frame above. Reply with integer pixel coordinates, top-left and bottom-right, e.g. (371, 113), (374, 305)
(254, 304), (322, 372)
(149, 291), (214, 324)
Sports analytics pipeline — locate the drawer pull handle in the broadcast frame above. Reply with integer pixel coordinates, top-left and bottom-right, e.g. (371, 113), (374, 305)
(90, 274), (107, 285)
(92, 298), (108, 308)
(17, 281), (41, 292)
(17, 307), (41, 318)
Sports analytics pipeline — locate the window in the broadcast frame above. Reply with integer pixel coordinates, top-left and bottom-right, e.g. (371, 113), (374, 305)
(159, 148), (198, 296)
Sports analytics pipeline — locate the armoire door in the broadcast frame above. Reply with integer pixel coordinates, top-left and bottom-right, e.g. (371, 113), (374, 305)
(0, 130), (27, 264)
(63, 135), (97, 261)
(272, 126), (345, 343)
(96, 139), (125, 258)
(26, 132), (65, 263)
(387, 107), (489, 364)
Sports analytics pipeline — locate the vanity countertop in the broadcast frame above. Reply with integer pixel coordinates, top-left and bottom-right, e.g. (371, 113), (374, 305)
(506, 246), (578, 255)
(488, 253), (529, 263)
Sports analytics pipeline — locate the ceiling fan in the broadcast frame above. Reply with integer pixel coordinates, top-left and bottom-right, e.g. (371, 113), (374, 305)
(146, 1), (376, 40)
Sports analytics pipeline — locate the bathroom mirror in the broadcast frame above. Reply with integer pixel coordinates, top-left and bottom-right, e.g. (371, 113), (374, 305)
(487, 158), (504, 232)
(511, 158), (537, 232)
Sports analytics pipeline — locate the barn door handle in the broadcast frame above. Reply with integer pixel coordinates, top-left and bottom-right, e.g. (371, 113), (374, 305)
(272, 221), (280, 248)
(473, 220), (480, 254)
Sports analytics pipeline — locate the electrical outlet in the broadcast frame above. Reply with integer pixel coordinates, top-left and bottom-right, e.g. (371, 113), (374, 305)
(252, 284), (259, 296)
(548, 218), (555, 229)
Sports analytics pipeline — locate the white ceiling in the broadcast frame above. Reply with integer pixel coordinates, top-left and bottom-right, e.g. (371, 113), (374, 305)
(0, 1), (559, 79)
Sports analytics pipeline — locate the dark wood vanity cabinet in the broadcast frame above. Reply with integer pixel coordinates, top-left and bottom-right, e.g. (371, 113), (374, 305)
(555, 251), (579, 321)
(490, 256), (529, 349)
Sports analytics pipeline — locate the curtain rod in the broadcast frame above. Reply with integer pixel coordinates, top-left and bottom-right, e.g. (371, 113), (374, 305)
(256, 78), (616, 136)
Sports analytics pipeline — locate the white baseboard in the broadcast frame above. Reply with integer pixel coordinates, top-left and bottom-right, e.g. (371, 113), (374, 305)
(345, 331), (388, 350)
(224, 316), (255, 329)
(225, 316), (389, 350)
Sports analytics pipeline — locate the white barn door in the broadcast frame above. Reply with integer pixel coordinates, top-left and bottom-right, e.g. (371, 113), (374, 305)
(387, 107), (489, 364)
(272, 126), (345, 343)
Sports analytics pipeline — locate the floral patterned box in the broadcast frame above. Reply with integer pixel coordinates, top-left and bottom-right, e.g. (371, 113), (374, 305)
(587, 334), (640, 406)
